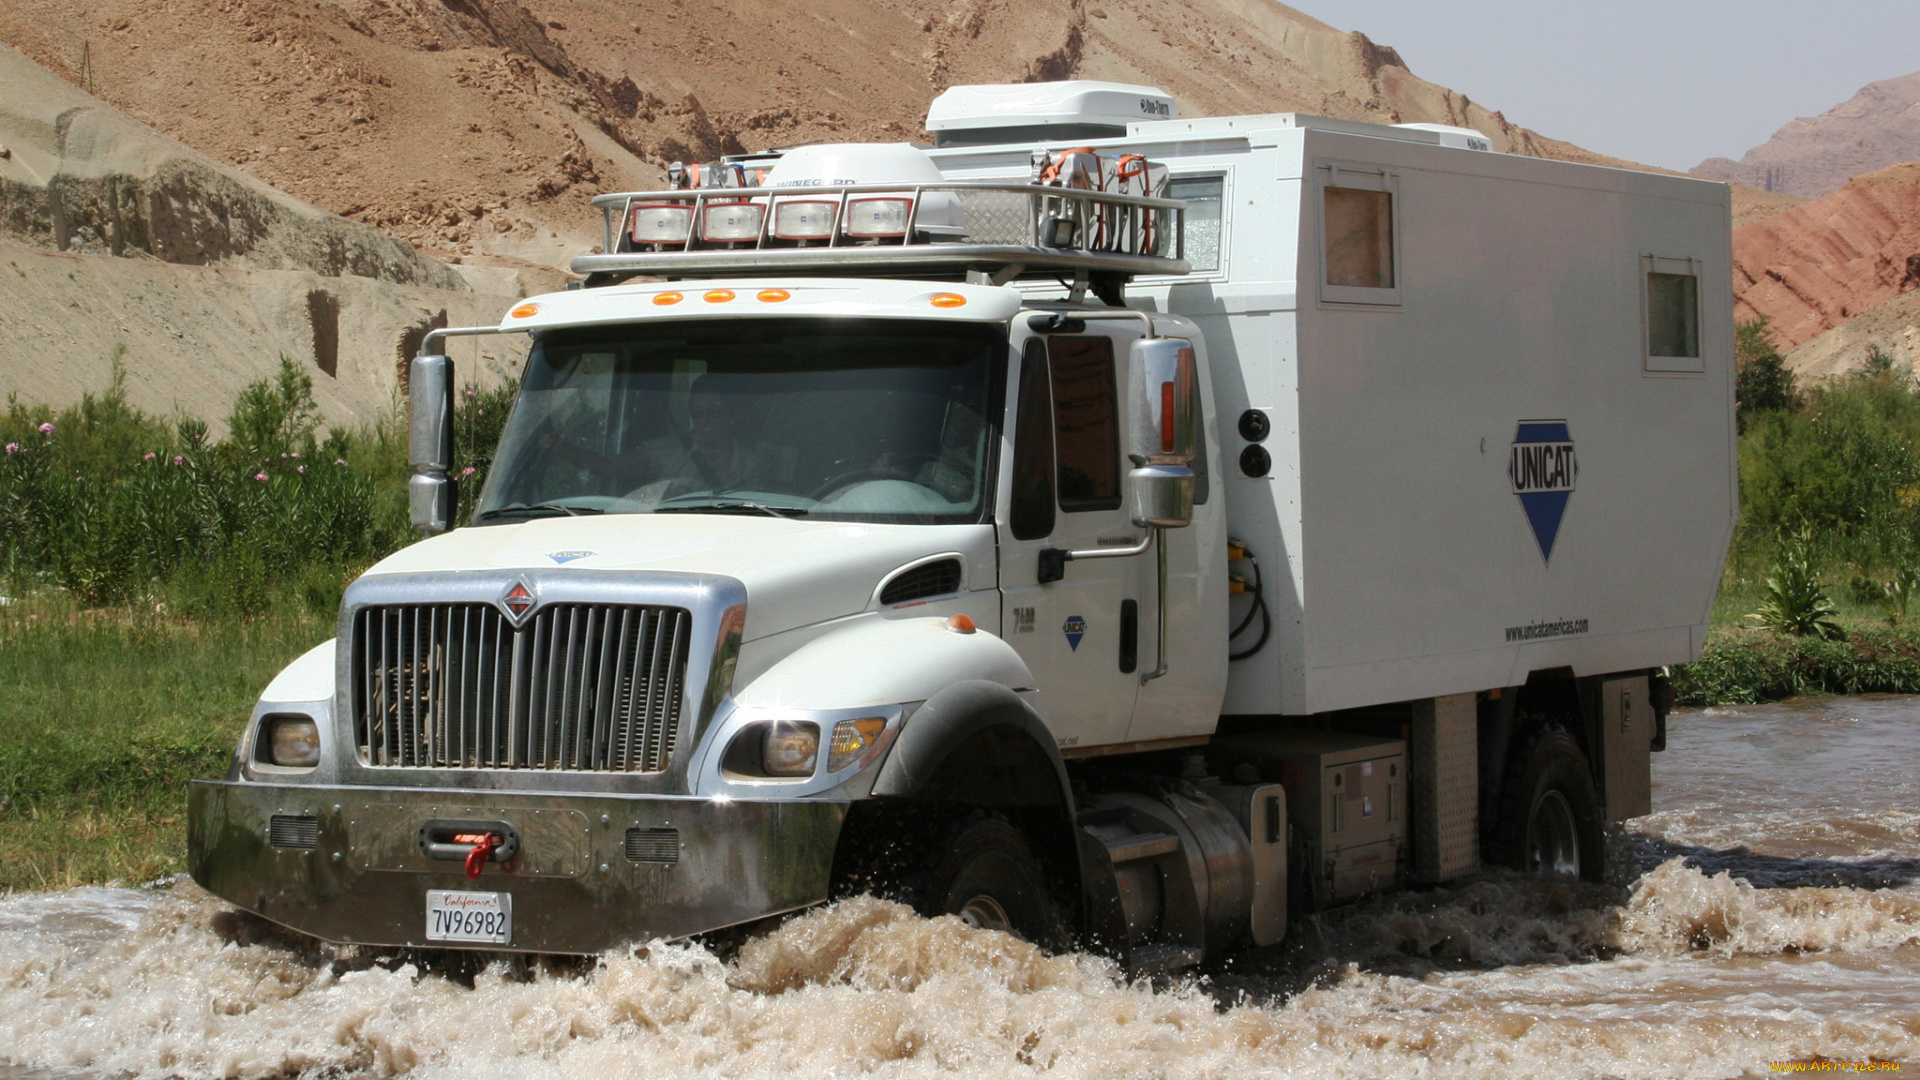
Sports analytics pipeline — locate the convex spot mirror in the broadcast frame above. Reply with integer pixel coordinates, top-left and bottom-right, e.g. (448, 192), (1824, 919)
(409, 353), (455, 534)
(1130, 464), (1194, 529)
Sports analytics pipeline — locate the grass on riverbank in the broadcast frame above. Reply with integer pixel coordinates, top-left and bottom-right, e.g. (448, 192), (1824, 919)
(0, 593), (329, 891)
(1675, 620), (1920, 705)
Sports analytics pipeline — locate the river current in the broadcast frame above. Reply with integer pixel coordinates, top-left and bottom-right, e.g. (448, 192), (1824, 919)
(1, 697), (1914, 1079)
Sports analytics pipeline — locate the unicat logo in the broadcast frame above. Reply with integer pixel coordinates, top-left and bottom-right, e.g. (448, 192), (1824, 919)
(1509, 421), (1577, 563)
(1062, 615), (1087, 651)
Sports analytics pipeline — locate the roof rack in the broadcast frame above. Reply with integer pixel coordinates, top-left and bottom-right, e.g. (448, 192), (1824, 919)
(572, 182), (1189, 293)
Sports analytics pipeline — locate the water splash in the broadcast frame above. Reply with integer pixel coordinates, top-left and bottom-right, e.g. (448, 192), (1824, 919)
(4, 696), (1918, 1078)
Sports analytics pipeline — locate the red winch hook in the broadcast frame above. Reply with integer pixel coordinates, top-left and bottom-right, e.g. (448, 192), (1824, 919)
(458, 832), (500, 880)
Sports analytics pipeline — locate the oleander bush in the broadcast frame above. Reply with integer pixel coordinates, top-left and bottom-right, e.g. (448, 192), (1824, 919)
(0, 357), (515, 613)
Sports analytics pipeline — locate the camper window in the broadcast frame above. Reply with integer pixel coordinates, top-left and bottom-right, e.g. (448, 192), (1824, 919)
(1643, 255), (1704, 373)
(1318, 165), (1401, 306)
(1325, 188), (1393, 289)
(1168, 175), (1225, 273)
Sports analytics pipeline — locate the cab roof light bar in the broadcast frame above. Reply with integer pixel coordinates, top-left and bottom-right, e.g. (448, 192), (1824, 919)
(580, 180), (1190, 291)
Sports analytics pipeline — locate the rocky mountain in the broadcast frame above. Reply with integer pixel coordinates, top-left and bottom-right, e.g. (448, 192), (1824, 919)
(1733, 162), (1920, 354)
(0, 0), (1640, 267)
(1695, 71), (1920, 200)
(0, 42), (525, 429)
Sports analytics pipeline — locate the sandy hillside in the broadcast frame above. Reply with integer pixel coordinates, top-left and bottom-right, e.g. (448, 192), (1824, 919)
(0, 0), (1650, 266)
(1729, 183), (1805, 229)
(1733, 161), (1920, 352)
(1696, 70), (1920, 200)
(0, 41), (526, 428)
(1783, 287), (1920, 382)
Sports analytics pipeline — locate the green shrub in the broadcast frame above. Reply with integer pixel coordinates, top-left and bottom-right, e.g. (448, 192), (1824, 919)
(0, 351), (497, 610)
(1746, 534), (1846, 640)
(1675, 622), (1920, 704)
(1734, 315), (1798, 432)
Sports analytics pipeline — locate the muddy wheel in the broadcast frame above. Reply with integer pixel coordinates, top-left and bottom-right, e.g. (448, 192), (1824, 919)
(924, 817), (1064, 947)
(1494, 725), (1604, 882)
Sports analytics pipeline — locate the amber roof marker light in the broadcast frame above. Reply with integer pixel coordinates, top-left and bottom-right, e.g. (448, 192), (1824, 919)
(509, 303), (540, 319)
(652, 291), (684, 306)
(704, 289), (737, 303)
(757, 289), (792, 303)
(930, 293), (967, 308)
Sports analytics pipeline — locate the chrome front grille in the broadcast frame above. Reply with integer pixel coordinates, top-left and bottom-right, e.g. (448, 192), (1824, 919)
(353, 602), (693, 772)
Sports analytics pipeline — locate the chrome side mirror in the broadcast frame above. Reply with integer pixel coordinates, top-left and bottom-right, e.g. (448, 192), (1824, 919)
(1127, 337), (1198, 466)
(409, 353), (454, 535)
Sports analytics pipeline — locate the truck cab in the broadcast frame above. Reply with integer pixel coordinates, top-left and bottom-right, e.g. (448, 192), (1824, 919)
(189, 82), (1734, 972)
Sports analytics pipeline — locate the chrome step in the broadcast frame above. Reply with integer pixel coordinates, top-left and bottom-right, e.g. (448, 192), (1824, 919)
(1127, 943), (1207, 975)
(1101, 831), (1180, 863)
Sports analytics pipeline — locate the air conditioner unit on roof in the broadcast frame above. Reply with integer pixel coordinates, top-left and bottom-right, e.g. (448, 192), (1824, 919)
(926, 81), (1179, 148)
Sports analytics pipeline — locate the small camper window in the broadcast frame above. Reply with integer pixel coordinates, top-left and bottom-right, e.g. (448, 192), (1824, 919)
(1644, 255), (1704, 373)
(1318, 165), (1401, 306)
(1168, 175), (1224, 273)
(1325, 189), (1393, 288)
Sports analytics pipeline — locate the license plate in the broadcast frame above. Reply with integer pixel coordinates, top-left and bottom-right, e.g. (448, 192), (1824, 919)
(425, 890), (513, 945)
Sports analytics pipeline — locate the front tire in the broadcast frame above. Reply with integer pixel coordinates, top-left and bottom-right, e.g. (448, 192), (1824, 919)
(923, 817), (1065, 948)
(1492, 725), (1604, 882)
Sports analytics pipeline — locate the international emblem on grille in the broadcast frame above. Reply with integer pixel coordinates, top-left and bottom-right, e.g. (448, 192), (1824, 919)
(500, 580), (535, 622)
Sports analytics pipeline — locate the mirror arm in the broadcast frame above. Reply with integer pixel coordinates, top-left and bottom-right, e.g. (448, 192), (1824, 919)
(420, 325), (517, 354)
(1037, 529), (1154, 584)
(1027, 309), (1158, 338)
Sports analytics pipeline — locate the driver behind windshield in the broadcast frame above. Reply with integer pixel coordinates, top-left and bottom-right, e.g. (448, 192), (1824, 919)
(623, 374), (791, 502)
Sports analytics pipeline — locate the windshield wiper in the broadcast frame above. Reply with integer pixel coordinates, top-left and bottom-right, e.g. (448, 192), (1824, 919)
(477, 502), (605, 521)
(651, 500), (809, 520)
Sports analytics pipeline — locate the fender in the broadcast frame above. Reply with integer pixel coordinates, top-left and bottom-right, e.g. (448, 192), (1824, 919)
(264, 639), (336, 703)
(732, 615), (1032, 711)
(870, 680), (1073, 812)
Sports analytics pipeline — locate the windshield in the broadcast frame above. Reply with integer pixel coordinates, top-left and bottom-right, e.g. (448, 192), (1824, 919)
(476, 317), (1004, 525)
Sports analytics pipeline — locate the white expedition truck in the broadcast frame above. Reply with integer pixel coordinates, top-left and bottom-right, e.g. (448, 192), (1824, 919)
(189, 81), (1735, 970)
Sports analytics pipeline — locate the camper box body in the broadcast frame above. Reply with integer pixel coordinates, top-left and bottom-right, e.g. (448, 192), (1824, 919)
(931, 116), (1738, 717)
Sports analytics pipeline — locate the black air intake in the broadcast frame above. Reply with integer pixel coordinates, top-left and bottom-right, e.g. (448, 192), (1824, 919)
(879, 559), (963, 606)
(269, 815), (319, 851)
(625, 827), (680, 864)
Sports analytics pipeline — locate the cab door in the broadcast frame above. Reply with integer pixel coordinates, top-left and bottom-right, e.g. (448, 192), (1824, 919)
(998, 328), (1150, 751)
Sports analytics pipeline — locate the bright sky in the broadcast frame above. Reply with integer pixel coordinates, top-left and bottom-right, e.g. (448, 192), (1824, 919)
(1297, 0), (1920, 171)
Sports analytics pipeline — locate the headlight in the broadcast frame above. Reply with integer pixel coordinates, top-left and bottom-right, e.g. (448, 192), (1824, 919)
(265, 715), (320, 768)
(713, 706), (906, 786)
(761, 721), (819, 776)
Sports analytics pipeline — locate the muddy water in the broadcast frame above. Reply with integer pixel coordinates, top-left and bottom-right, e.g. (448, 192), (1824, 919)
(1, 698), (1915, 1079)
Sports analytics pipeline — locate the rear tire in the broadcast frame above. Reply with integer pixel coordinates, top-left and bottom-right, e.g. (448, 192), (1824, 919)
(1492, 725), (1604, 883)
(923, 817), (1065, 948)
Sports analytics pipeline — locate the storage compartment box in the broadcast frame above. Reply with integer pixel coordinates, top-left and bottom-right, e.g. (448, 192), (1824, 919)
(1211, 729), (1405, 911)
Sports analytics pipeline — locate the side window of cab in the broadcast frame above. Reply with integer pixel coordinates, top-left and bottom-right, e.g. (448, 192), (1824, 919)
(1009, 333), (1126, 537)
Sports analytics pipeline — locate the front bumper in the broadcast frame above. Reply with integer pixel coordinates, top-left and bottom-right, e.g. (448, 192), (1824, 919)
(188, 780), (846, 953)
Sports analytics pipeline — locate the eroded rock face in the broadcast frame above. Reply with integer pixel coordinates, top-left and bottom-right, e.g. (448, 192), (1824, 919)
(0, 0), (1647, 270)
(1733, 162), (1920, 351)
(0, 44), (461, 289)
(1695, 71), (1920, 200)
